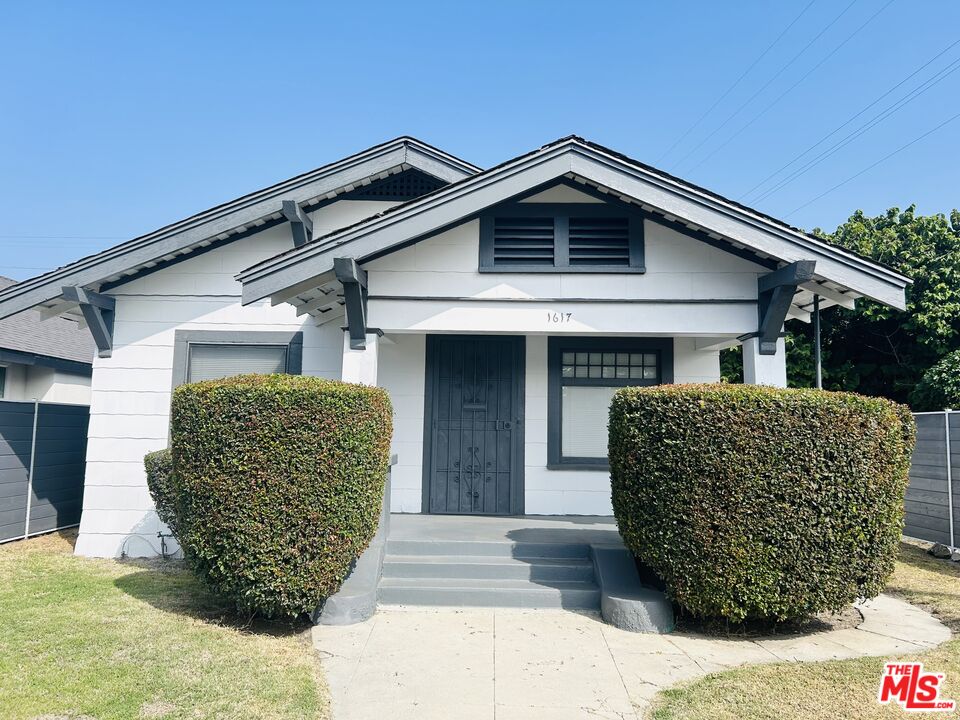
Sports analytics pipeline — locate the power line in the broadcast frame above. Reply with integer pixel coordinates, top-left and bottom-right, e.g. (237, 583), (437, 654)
(750, 52), (960, 204)
(685, 0), (896, 175)
(654, 0), (818, 165)
(785, 108), (960, 218)
(740, 37), (960, 201)
(670, 0), (860, 171)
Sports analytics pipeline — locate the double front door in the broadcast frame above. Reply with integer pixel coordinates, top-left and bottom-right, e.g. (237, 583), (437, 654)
(423, 335), (525, 515)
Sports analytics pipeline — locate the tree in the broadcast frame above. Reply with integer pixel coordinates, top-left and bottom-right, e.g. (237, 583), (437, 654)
(721, 206), (960, 407)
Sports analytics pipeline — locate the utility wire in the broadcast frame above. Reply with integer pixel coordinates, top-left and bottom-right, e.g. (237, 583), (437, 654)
(785, 108), (960, 217)
(751, 52), (960, 203)
(685, 0), (896, 175)
(654, 0), (818, 164)
(670, 0), (860, 171)
(740, 36), (960, 201)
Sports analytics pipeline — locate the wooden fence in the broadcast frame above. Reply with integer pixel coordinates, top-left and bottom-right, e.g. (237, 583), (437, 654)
(0, 399), (89, 543)
(905, 410), (959, 546)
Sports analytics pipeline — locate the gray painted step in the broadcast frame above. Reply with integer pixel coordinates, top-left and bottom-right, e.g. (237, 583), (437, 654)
(385, 539), (590, 559)
(382, 554), (595, 582)
(378, 577), (601, 609)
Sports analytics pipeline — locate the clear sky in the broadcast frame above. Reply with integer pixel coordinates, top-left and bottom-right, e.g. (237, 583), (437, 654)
(1, 0), (958, 280)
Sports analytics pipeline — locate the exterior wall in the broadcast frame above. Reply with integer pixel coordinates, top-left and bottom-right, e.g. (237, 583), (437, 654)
(0, 362), (90, 405)
(365, 217), (767, 336)
(377, 333), (720, 516)
(75, 199), (395, 558)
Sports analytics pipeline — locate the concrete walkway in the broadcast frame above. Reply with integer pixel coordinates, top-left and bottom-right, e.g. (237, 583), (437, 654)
(313, 594), (950, 719)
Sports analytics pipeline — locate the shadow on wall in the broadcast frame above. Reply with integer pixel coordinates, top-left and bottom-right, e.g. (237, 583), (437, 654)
(114, 511), (182, 559)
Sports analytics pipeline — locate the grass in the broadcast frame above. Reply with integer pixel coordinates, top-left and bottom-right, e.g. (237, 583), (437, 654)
(0, 530), (328, 720)
(648, 541), (960, 719)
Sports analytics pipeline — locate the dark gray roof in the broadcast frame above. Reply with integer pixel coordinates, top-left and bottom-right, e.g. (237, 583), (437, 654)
(0, 277), (95, 365)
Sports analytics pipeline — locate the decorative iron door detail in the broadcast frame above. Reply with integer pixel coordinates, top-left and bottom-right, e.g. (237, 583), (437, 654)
(424, 335), (524, 515)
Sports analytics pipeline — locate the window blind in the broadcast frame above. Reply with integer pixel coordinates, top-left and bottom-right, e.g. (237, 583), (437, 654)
(187, 344), (287, 383)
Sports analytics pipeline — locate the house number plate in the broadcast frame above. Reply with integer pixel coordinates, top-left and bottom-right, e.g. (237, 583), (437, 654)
(546, 311), (573, 324)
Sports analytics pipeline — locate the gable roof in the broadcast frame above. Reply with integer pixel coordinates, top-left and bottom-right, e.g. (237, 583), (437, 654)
(0, 277), (95, 366)
(0, 137), (480, 321)
(237, 136), (910, 312)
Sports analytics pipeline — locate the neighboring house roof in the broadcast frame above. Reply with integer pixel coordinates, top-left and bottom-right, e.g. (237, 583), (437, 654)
(0, 137), (480, 321)
(237, 136), (910, 313)
(0, 277), (95, 367)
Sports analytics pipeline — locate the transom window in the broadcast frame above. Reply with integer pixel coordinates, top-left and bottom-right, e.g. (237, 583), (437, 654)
(479, 201), (645, 273)
(548, 338), (673, 467)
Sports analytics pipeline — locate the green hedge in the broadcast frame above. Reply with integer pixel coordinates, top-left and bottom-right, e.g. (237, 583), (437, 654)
(146, 374), (392, 619)
(609, 384), (915, 622)
(144, 447), (177, 536)
(913, 349), (960, 410)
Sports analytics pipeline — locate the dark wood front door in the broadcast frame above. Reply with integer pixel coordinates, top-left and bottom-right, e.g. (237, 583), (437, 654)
(423, 335), (525, 515)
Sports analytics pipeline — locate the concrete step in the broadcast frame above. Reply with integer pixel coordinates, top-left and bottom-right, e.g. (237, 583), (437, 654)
(378, 577), (601, 609)
(382, 554), (596, 582)
(384, 539), (590, 560)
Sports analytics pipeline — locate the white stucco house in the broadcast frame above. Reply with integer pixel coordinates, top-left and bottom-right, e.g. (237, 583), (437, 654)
(0, 136), (909, 558)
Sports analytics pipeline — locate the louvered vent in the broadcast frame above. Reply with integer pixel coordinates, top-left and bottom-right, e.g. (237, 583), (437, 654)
(569, 217), (630, 266)
(493, 218), (555, 266)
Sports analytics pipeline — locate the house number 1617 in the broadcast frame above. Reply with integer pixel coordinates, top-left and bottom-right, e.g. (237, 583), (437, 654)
(547, 311), (573, 323)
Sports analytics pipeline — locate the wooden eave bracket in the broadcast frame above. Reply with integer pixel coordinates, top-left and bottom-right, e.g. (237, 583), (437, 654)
(61, 285), (115, 358)
(281, 200), (314, 248)
(756, 260), (816, 355)
(333, 257), (368, 350)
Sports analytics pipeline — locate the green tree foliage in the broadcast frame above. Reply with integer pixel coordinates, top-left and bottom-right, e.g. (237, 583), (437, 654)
(723, 206), (960, 406)
(913, 349), (960, 410)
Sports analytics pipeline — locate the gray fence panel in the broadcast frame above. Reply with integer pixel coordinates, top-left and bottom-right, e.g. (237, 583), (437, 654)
(905, 411), (957, 546)
(0, 400), (89, 543)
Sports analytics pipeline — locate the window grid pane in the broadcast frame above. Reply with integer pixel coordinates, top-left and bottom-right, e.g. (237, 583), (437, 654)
(561, 348), (658, 382)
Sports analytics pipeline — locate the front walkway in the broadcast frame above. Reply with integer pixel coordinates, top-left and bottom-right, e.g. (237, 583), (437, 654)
(313, 594), (949, 720)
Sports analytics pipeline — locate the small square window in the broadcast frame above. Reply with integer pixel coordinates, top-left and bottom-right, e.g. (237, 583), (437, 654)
(629, 366), (644, 378)
(589, 353), (602, 365)
(615, 366), (629, 378)
(562, 365), (575, 377)
(588, 366), (602, 378)
(602, 353), (616, 365)
(602, 366), (615, 378)
(576, 352), (589, 365)
(630, 353), (643, 366)
(616, 353), (629, 365)
(575, 366), (588, 378)
(643, 367), (657, 379)
(644, 353), (657, 367)
(562, 352), (575, 364)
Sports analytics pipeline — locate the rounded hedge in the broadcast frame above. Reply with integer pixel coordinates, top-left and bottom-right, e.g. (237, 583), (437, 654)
(147, 374), (392, 619)
(609, 384), (915, 623)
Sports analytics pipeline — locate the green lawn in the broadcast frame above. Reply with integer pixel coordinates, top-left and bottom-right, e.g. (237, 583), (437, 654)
(649, 542), (960, 719)
(0, 530), (327, 720)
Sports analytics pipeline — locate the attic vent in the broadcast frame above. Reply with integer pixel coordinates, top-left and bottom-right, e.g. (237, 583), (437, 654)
(493, 218), (555, 266)
(350, 169), (446, 201)
(569, 217), (629, 266)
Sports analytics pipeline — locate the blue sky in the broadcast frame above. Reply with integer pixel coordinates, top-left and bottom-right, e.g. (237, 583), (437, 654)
(0, 0), (957, 280)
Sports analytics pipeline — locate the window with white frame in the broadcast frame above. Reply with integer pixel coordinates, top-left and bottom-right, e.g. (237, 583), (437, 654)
(548, 338), (673, 467)
(171, 330), (303, 387)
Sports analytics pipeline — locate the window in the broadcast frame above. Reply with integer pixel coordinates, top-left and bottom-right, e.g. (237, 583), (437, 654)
(0, 366), (5, 399)
(171, 331), (303, 387)
(548, 338), (673, 467)
(480, 202), (645, 273)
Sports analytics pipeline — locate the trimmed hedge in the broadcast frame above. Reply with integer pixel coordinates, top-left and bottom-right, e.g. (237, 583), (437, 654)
(144, 448), (177, 536)
(147, 374), (392, 618)
(609, 384), (915, 622)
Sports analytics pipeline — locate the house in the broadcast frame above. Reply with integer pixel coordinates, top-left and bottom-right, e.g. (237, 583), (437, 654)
(0, 276), (94, 405)
(0, 136), (909, 558)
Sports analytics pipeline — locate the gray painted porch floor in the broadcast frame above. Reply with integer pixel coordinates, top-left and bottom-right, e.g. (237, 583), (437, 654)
(387, 513), (623, 546)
